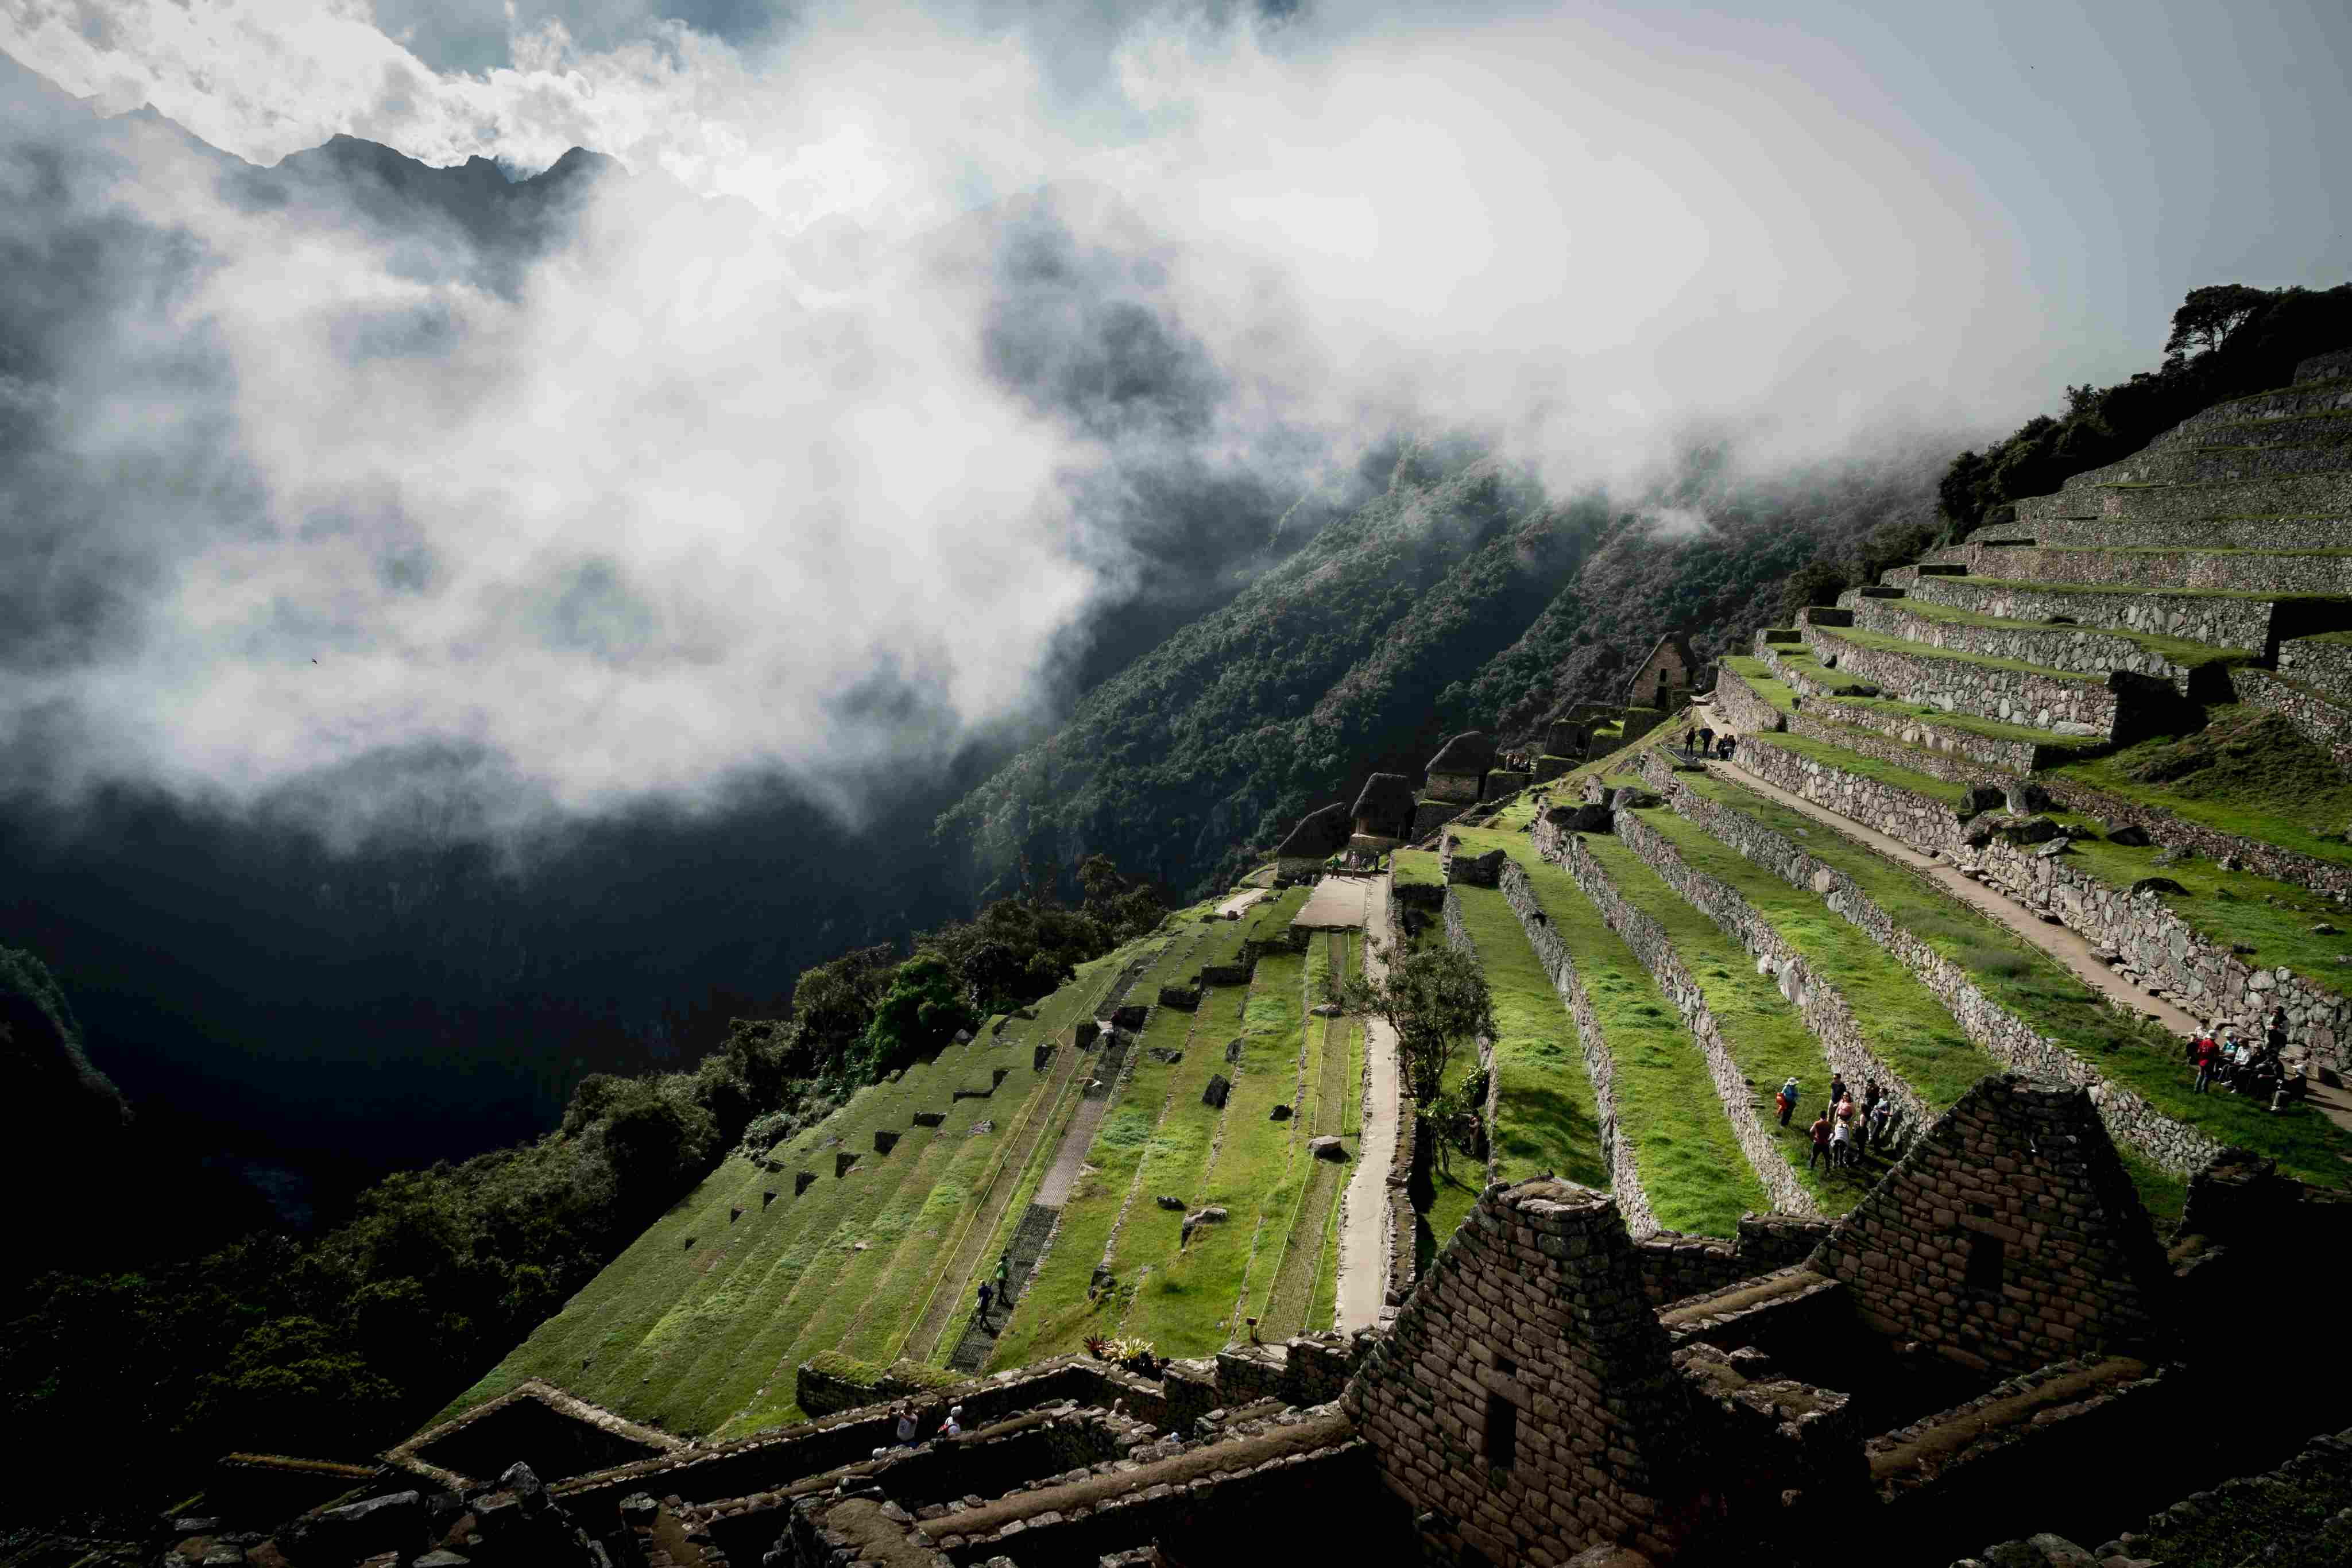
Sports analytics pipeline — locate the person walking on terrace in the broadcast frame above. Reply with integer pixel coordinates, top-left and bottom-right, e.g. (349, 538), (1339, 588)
(1867, 1094), (1891, 1151)
(2194, 1033), (2221, 1094)
(995, 1255), (1013, 1307)
(1808, 1110), (1833, 1169)
(1698, 725), (1715, 755)
(1777, 1075), (1801, 1128)
(976, 1279), (995, 1324)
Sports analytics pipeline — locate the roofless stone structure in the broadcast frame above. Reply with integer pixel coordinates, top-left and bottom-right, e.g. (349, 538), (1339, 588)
(1274, 801), (1352, 878)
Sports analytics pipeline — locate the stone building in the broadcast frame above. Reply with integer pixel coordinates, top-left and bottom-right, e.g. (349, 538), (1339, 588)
(1351, 772), (1415, 849)
(1423, 730), (1497, 804)
(1623, 633), (1699, 710)
(1273, 801), (1352, 880)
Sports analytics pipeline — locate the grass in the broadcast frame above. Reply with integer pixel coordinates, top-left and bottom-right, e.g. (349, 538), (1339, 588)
(1624, 807), (2005, 1112)
(984, 942), (1241, 1368)
(1811, 624), (2105, 684)
(1946, 575), (2352, 608)
(2047, 704), (2352, 872)
(1442, 880), (1609, 1192)
(1392, 849), (1444, 890)
(1721, 657), (1798, 713)
(1682, 772), (2352, 1187)
(1450, 828), (1767, 1236)
(1134, 951), (1315, 1354)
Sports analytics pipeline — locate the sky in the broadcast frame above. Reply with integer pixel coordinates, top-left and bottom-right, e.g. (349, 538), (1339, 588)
(0, 0), (2346, 846)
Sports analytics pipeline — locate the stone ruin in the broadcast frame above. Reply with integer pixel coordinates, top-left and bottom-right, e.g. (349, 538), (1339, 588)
(168, 1074), (2352, 1568)
(1350, 771), (1416, 851)
(1273, 800), (1352, 880)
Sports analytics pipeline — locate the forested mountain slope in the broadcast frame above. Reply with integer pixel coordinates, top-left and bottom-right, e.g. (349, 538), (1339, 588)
(941, 433), (1955, 899)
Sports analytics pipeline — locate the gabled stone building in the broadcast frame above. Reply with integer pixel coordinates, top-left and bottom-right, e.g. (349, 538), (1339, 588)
(1624, 633), (1699, 710)
(1274, 801), (1352, 880)
(1351, 772), (1416, 849)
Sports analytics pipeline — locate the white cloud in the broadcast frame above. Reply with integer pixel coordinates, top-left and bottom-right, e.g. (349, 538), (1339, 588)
(0, 0), (2084, 842)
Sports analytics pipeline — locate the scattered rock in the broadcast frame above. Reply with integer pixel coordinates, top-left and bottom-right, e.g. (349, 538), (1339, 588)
(1309, 1136), (1348, 1162)
(2003, 779), (2053, 816)
(2313, 923), (2342, 936)
(1157, 1194), (1186, 1211)
(2105, 823), (2152, 847)
(1999, 815), (2060, 845)
(1270, 1104), (1293, 1121)
(2130, 877), (2189, 897)
(1202, 1074), (1231, 1109)
(1309, 1002), (1342, 1017)
(2034, 838), (2072, 860)
(2232, 943), (2259, 956)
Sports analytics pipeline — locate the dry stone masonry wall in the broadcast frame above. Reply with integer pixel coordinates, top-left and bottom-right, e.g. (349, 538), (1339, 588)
(1491, 860), (1658, 1237)
(1802, 625), (2121, 735)
(1642, 747), (2232, 1176)
(2228, 665), (2352, 773)
(1900, 573), (2291, 660)
(1846, 594), (2226, 692)
(1812, 1076), (2171, 1373)
(1946, 541), (2352, 595)
(1527, 822), (1817, 1218)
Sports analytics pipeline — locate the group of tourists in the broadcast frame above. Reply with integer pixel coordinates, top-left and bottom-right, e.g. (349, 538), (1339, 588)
(2185, 1008), (2304, 1101)
(1683, 725), (1738, 762)
(1775, 1073), (1899, 1171)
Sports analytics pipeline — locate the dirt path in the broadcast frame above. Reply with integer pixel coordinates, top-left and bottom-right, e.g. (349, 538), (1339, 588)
(1218, 886), (1267, 918)
(1688, 702), (2352, 1137)
(1335, 874), (1402, 1331)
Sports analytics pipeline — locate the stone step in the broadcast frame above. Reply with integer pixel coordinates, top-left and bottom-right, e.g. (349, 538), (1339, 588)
(1800, 622), (2135, 737)
(1839, 594), (2252, 698)
(2010, 512), (2352, 552)
(1893, 574), (2352, 661)
(1943, 540), (2352, 596)
(2174, 369), (2352, 432)
(2016, 469), (2352, 532)
(2155, 407), (2352, 451)
(1737, 649), (2099, 777)
(2060, 427), (2352, 490)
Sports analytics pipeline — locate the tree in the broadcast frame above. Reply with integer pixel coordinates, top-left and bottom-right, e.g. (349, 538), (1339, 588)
(2164, 284), (2274, 367)
(1343, 942), (1495, 1109)
(1777, 557), (1852, 625)
(857, 955), (973, 1076)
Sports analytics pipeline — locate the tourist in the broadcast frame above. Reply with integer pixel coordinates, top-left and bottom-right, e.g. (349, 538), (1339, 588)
(1684, 726), (1697, 755)
(939, 1406), (964, 1439)
(1808, 1110), (1833, 1169)
(1720, 734), (1738, 761)
(1829, 1116), (1854, 1169)
(1777, 1075), (1801, 1127)
(976, 1279), (995, 1323)
(996, 1255), (1012, 1303)
(2269, 1007), (2292, 1058)
(1867, 1095), (1892, 1151)
(1699, 725), (1715, 753)
(1828, 1073), (1850, 1112)
(2194, 1033), (2221, 1094)
(893, 1405), (918, 1447)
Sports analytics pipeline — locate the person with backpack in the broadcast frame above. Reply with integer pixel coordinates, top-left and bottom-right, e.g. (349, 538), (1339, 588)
(1776, 1076), (1801, 1128)
(939, 1405), (964, 1439)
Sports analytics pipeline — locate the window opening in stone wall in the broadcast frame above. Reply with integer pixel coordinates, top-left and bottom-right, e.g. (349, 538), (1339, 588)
(1964, 1232), (2005, 1294)
(1484, 1392), (1518, 1470)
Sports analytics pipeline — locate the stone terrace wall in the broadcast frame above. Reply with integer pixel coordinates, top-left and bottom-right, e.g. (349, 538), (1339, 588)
(1710, 662), (1787, 737)
(1847, 595), (2219, 692)
(1949, 541), (2352, 595)
(1813, 1075), (2173, 1373)
(1606, 776), (1935, 1155)
(1492, 859), (1657, 1236)
(1805, 625), (2121, 734)
(1645, 745), (2230, 1175)
(1529, 821), (1817, 1217)
(2229, 665), (2352, 774)
(1785, 704), (2014, 785)
(1902, 573), (2287, 657)
(1344, 1178), (1695, 1565)
(2278, 633), (2352, 706)
(1967, 824), (2352, 1077)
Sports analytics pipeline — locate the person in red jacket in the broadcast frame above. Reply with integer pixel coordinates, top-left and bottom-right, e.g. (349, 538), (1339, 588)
(2194, 1034), (2221, 1094)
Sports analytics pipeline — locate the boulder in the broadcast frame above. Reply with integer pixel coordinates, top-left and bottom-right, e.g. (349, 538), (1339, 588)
(1545, 803), (1614, 833)
(1309, 1136), (1348, 1162)
(2003, 779), (2054, 816)
(1202, 1074), (1231, 1109)
(1270, 1104), (1293, 1121)
(292, 1490), (425, 1562)
(2033, 838), (2072, 860)
(1956, 783), (2006, 820)
(1606, 787), (1662, 811)
(1998, 815), (2060, 845)
(1309, 1002), (1342, 1018)
(2131, 877), (2189, 897)
(2106, 823), (2152, 847)
(1157, 1194), (1186, 1211)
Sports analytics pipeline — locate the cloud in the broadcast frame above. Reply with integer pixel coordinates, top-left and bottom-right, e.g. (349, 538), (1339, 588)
(0, 0), (2117, 846)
